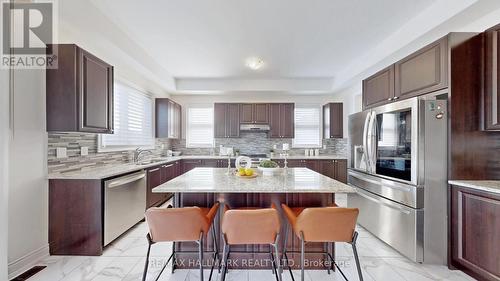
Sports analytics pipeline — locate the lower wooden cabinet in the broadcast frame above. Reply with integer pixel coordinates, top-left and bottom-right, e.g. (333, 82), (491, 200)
(450, 185), (500, 281)
(147, 162), (179, 208)
(272, 158), (347, 183)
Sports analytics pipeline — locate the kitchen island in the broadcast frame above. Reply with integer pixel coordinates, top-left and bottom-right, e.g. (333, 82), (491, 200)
(153, 167), (356, 270)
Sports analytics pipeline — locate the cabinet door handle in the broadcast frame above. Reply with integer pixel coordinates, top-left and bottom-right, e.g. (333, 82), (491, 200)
(149, 168), (160, 172)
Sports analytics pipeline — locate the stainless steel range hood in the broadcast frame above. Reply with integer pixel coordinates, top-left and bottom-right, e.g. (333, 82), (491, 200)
(240, 124), (270, 131)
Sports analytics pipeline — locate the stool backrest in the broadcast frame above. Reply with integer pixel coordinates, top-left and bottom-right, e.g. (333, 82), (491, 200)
(296, 207), (359, 243)
(145, 207), (209, 242)
(222, 208), (280, 245)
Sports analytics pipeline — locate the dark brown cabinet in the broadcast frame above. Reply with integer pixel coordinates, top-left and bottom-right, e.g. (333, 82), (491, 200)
(323, 103), (343, 138)
(182, 159), (203, 173)
(395, 37), (447, 100)
(214, 103), (240, 138)
(147, 162), (178, 208)
(450, 185), (500, 281)
(362, 65), (395, 109)
(156, 98), (181, 138)
(318, 159), (347, 183)
(484, 25), (500, 131)
(47, 44), (114, 133)
(269, 103), (294, 138)
(271, 158), (347, 183)
(146, 167), (165, 208)
(240, 103), (269, 124)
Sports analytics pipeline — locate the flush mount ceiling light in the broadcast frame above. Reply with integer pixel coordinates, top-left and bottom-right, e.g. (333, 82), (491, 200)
(245, 57), (265, 70)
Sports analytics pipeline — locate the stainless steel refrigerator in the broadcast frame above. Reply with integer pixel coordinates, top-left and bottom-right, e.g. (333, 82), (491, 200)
(347, 95), (448, 264)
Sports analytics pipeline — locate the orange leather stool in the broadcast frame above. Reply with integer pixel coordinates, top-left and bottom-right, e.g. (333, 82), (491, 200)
(143, 203), (220, 281)
(221, 205), (282, 281)
(281, 204), (363, 281)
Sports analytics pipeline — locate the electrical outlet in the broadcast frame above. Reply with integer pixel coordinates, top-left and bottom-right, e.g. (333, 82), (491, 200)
(81, 146), (88, 156)
(323, 145), (326, 150)
(161, 144), (165, 149)
(56, 147), (67, 159)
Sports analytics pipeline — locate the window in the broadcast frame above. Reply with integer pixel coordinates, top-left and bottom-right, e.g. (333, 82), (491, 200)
(293, 104), (321, 148)
(186, 105), (214, 148)
(99, 83), (154, 151)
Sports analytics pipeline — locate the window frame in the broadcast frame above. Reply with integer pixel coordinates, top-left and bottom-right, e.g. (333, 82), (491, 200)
(185, 103), (215, 148)
(292, 103), (322, 148)
(97, 82), (155, 152)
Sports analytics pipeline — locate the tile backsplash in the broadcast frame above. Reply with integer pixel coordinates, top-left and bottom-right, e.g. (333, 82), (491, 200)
(171, 132), (348, 157)
(47, 133), (171, 174)
(48, 131), (348, 174)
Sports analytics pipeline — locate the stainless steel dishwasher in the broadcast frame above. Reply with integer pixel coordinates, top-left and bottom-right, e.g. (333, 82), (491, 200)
(104, 170), (147, 245)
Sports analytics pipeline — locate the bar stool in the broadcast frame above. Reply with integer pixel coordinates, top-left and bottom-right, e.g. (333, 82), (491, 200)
(220, 205), (282, 281)
(281, 204), (362, 281)
(143, 203), (220, 281)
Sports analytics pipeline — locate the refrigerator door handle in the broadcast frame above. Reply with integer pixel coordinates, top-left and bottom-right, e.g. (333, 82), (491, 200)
(367, 111), (377, 173)
(362, 112), (371, 171)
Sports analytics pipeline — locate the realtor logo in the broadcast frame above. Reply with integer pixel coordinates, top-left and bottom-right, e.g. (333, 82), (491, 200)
(1, 1), (58, 69)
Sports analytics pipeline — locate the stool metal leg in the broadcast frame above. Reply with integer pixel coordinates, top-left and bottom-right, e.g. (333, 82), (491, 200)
(171, 241), (176, 274)
(300, 232), (305, 281)
(351, 231), (363, 281)
(142, 234), (153, 281)
(272, 234), (282, 281)
(197, 232), (204, 281)
(221, 235), (230, 281)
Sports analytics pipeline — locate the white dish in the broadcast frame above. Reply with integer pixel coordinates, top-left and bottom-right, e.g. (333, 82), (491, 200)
(258, 166), (280, 176)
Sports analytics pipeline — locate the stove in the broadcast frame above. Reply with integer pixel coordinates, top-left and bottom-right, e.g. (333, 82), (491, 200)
(240, 154), (270, 167)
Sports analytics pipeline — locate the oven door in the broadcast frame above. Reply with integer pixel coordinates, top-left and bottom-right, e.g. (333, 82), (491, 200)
(368, 98), (421, 185)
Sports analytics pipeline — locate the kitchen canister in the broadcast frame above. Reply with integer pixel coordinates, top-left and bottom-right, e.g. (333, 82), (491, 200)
(315, 149), (320, 156)
(305, 149), (309, 156)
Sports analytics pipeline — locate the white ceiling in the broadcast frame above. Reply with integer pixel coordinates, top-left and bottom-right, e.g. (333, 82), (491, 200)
(91, 0), (435, 78)
(78, 0), (500, 94)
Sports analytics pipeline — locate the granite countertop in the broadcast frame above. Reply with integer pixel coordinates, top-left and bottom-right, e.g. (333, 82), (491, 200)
(47, 154), (348, 180)
(448, 180), (500, 195)
(153, 167), (356, 194)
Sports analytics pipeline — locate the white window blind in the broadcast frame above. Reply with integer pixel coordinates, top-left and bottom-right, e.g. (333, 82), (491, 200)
(293, 105), (322, 148)
(186, 105), (214, 148)
(100, 83), (154, 150)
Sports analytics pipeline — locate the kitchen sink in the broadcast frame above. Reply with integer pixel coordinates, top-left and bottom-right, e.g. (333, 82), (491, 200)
(136, 159), (165, 165)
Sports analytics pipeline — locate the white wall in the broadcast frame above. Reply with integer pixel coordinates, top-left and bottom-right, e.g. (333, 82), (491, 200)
(170, 93), (351, 137)
(0, 66), (10, 281)
(7, 68), (48, 279)
(5, 2), (173, 279)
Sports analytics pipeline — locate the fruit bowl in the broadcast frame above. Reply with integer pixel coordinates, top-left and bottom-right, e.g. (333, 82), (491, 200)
(235, 172), (258, 179)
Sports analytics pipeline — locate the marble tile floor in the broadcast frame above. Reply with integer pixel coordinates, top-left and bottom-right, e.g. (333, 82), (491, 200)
(27, 195), (476, 281)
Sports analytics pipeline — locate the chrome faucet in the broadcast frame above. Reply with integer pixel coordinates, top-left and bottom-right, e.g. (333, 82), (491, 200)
(134, 148), (152, 164)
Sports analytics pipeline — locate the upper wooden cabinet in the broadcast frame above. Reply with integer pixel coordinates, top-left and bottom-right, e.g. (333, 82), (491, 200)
(362, 65), (395, 109)
(484, 25), (500, 131)
(46, 44), (114, 133)
(269, 103), (294, 138)
(239, 103), (269, 124)
(214, 103), (240, 138)
(395, 37), (448, 100)
(155, 98), (181, 139)
(363, 36), (452, 110)
(323, 103), (343, 138)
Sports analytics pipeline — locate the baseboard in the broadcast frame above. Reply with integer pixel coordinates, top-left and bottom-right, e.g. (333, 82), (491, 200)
(8, 244), (49, 280)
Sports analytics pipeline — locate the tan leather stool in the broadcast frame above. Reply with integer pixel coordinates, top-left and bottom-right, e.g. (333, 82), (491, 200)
(143, 203), (220, 281)
(221, 205), (282, 281)
(281, 204), (363, 281)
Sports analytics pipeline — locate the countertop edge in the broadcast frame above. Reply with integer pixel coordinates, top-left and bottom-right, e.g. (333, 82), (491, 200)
(48, 155), (348, 180)
(448, 180), (500, 195)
